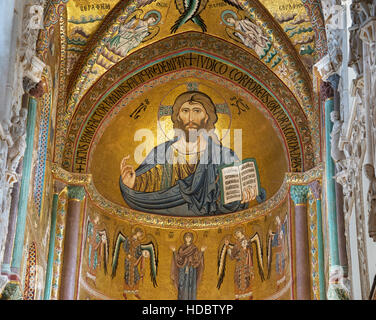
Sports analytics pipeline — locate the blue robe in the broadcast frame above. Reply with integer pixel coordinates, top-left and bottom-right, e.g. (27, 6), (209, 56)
(120, 136), (248, 216)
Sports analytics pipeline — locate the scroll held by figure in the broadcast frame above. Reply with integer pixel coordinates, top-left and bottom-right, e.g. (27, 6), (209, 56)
(119, 90), (266, 216)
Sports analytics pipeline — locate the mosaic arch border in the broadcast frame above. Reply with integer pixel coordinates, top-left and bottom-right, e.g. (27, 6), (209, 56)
(36, 0), (69, 166)
(38, 0), (328, 167)
(33, 70), (53, 216)
(86, 67), (291, 173)
(61, 33), (314, 173)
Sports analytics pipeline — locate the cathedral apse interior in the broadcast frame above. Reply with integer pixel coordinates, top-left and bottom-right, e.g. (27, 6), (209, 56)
(0, 0), (376, 301)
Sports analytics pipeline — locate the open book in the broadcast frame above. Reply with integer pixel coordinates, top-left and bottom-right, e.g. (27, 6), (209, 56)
(218, 158), (260, 205)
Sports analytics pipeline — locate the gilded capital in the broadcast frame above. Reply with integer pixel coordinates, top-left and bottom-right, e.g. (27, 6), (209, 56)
(53, 180), (66, 194)
(290, 185), (309, 205)
(67, 185), (86, 201)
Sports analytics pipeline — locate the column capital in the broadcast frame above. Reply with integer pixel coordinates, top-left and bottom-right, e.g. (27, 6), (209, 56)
(290, 185), (310, 205)
(314, 54), (336, 81)
(328, 74), (340, 91)
(67, 185), (85, 201)
(0, 282), (22, 300)
(309, 180), (322, 200)
(360, 19), (376, 44)
(53, 180), (66, 194)
(320, 80), (335, 101)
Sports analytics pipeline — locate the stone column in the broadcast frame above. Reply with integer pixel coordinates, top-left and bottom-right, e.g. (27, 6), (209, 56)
(321, 81), (340, 268)
(1, 160), (23, 277)
(309, 180), (326, 300)
(290, 184), (311, 300)
(59, 185), (85, 300)
(336, 183), (348, 277)
(327, 74), (349, 277)
(360, 20), (376, 242)
(9, 97), (37, 281)
(0, 0), (16, 127)
(43, 180), (66, 300)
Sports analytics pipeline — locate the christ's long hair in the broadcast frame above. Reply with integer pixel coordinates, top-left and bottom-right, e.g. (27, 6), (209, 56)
(171, 91), (218, 131)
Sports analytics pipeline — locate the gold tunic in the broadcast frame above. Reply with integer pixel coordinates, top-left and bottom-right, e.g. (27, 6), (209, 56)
(133, 148), (199, 192)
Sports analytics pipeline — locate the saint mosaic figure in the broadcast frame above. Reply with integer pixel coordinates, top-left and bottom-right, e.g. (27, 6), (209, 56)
(170, 232), (205, 300)
(271, 216), (289, 288)
(84, 215), (109, 287)
(120, 90), (264, 216)
(107, 10), (161, 57)
(217, 228), (266, 300)
(111, 227), (158, 300)
(222, 10), (269, 57)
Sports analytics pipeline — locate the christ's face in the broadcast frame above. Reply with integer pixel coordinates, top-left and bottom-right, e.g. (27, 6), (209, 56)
(241, 239), (248, 249)
(177, 101), (208, 136)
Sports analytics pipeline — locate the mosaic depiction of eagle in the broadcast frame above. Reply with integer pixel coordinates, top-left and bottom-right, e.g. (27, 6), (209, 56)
(137, 0), (245, 33)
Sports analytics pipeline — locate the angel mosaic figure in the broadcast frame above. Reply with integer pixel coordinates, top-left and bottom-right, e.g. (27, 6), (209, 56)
(107, 10), (161, 57)
(170, 232), (205, 300)
(222, 10), (269, 57)
(217, 228), (267, 300)
(84, 215), (109, 287)
(111, 227), (158, 300)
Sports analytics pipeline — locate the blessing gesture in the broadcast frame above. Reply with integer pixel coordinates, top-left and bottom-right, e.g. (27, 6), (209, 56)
(120, 155), (136, 188)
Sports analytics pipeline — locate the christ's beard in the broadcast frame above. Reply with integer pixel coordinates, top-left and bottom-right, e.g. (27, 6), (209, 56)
(176, 119), (208, 142)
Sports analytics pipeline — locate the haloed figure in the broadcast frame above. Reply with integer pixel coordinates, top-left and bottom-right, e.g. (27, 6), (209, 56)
(223, 12), (269, 57)
(122, 228), (145, 299)
(225, 230), (255, 300)
(111, 227), (158, 300)
(272, 216), (288, 288)
(85, 215), (108, 287)
(120, 90), (257, 216)
(107, 11), (160, 57)
(170, 232), (205, 300)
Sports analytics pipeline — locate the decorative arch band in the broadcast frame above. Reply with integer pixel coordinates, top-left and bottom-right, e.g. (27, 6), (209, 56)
(62, 50), (310, 174)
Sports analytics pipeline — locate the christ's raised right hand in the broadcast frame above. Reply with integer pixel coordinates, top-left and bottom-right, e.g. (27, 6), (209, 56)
(120, 155), (136, 189)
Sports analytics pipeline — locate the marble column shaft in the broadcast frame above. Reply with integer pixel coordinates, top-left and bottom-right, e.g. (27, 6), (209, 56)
(1, 160), (23, 275)
(328, 74), (348, 274)
(10, 98), (37, 279)
(324, 96), (340, 267)
(44, 180), (66, 300)
(335, 183), (348, 276)
(290, 185), (311, 300)
(59, 185), (85, 300)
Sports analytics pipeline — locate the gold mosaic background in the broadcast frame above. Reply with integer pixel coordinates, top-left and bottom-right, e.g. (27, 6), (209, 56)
(78, 195), (292, 300)
(90, 76), (288, 207)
